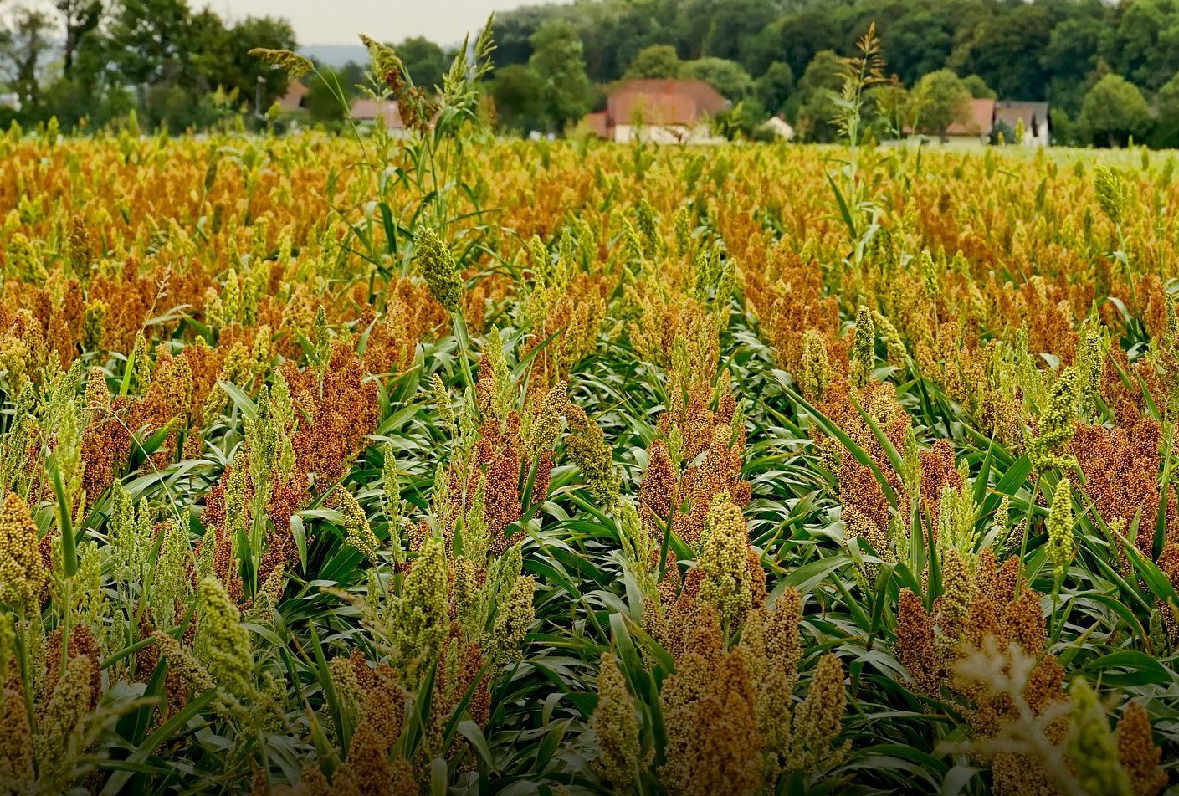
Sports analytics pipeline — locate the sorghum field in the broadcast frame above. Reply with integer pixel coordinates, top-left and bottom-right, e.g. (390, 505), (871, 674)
(2, 37), (1179, 796)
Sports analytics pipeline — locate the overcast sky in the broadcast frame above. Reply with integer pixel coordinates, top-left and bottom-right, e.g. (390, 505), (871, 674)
(199, 1), (561, 45)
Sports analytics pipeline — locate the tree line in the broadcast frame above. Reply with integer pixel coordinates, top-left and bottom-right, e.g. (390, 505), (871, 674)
(0, 0), (300, 131)
(4, 0), (1179, 146)
(485, 0), (1179, 147)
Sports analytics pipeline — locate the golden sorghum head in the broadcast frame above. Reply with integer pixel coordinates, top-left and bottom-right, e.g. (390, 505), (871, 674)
(32, 653), (94, 792)
(799, 329), (832, 402)
(151, 518), (192, 628)
(344, 719), (392, 794)
(1076, 321), (1103, 421)
(660, 648), (762, 796)
(849, 306), (875, 389)
(565, 404), (620, 511)
(85, 367), (110, 412)
(788, 653), (849, 774)
(0, 684), (34, 786)
(413, 227), (463, 313)
(491, 574), (535, 667)
(152, 631), (215, 694)
(872, 310), (907, 369)
(1045, 478), (1075, 578)
(528, 380), (567, 455)
(249, 47), (314, 78)
(742, 589), (804, 773)
(388, 535), (449, 685)
(697, 492), (752, 628)
(1094, 164), (1126, 226)
(638, 438), (676, 531)
(1116, 701), (1167, 796)
(933, 548), (974, 667)
(195, 577), (255, 705)
(81, 299), (107, 352)
(359, 34), (406, 88)
(897, 588), (940, 695)
(429, 372), (456, 436)
(1067, 678), (1134, 796)
(590, 653), (643, 792)
(0, 492), (47, 611)
(338, 487), (380, 565)
(381, 442), (402, 531)
(1029, 368), (1079, 474)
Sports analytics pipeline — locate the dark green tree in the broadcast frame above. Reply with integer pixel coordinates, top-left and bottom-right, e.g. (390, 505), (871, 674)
(1155, 72), (1179, 148)
(304, 70), (349, 124)
(912, 69), (971, 140)
(55, 0), (104, 75)
(395, 37), (449, 91)
(755, 61), (794, 115)
(529, 20), (592, 131)
(1, 7), (54, 107)
(879, 9), (954, 87)
(962, 74), (995, 99)
(492, 64), (546, 133)
(1078, 73), (1150, 147)
(1108, 0), (1179, 93)
(682, 57), (751, 101)
(701, 0), (780, 72)
(951, 3), (1055, 100)
(793, 49), (842, 142)
(624, 45), (682, 80)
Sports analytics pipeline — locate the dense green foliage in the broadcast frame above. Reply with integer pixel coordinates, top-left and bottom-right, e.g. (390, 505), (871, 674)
(488, 0), (1179, 145)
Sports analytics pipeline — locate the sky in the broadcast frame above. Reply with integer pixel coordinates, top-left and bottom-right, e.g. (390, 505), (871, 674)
(200, 0), (564, 46)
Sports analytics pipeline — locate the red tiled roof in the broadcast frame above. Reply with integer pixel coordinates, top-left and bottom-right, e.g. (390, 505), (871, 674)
(278, 81), (309, 112)
(945, 98), (995, 136)
(583, 110), (610, 138)
(605, 79), (728, 127)
(350, 99), (405, 129)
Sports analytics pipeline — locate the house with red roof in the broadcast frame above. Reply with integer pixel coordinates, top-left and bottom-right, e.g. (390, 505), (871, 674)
(350, 99), (407, 132)
(902, 97), (1051, 146)
(583, 79), (729, 144)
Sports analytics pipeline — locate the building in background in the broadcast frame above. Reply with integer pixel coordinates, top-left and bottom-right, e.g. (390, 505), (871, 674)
(349, 99), (407, 132)
(994, 101), (1051, 146)
(277, 81), (310, 113)
(582, 79), (729, 144)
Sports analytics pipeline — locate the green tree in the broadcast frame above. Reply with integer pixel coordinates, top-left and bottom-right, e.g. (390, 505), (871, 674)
(105, 0), (194, 87)
(912, 69), (971, 140)
(714, 97), (771, 141)
(701, 0), (780, 73)
(871, 78), (912, 139)
(793, 49), (842, 142)
(768, 9), (845, 84)
(1, 7), (54, 107)
(962, 74), (995, 99)
(1049, 107), (1076, 147)
(224, 16), (298, 110)
(529, 20), (592, 131)
(1109, 0), (1179, 93)
(1078, 74), (1150, 147)
(1042, 16), (1108, 115)
(304, 70), (349, 124)
(755, 61), (794, 115)
(55, 0), (104, 76)
(492, 63), (546, 133)
(682, 57), (751, 101)
(879, 9), (955, 87)
(1156, 72), (1179, 148)
(951, 3), (1055, 100)
(624, 44), (681, 80)
(395, 36), (449, 91)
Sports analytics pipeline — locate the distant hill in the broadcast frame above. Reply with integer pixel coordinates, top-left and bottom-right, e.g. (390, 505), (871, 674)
(299, 44), (370, 67)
